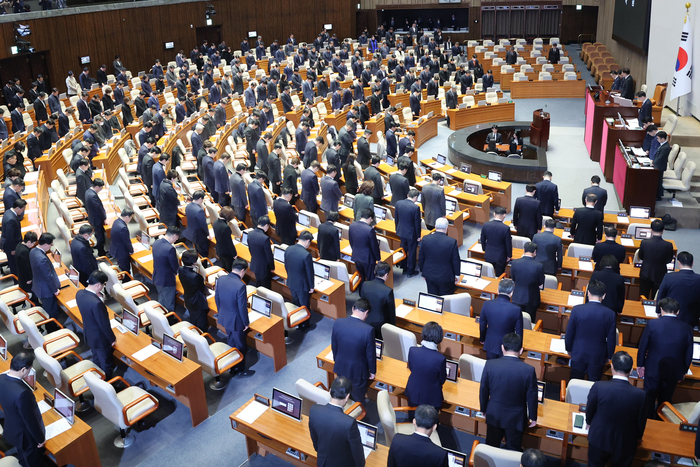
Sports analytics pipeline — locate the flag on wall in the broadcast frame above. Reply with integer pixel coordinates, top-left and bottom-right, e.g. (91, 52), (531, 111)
(670, 17), (693, 100)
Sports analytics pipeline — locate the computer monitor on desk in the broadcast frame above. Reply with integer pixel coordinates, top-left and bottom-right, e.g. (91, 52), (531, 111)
(298, 212), (310, 227)
(461, 260), (482, 278)
(417, 292), (444, 314)
(460, 163), (471, 174)
(488, 171), (502, 182)
(271, 388), (302, 421)
(446, 359), (459, 382)
(162, 334), (184, 362)
(273, 246), (286, 263)
(464, 183), (479, 195)
(54, 388), (75, 425)
(0, 333), (6, 361)
(251, 295), (272, 318)
(373, 206), (387, 221)
(634, 227), (652, 240)
(436, 154), (447, 165)
(68, 265), (80, 288)
(445, 199), (457, 214)
(445, 448), (467, 467)
(121, 309), (140, 335)
(357, 420), (378, 455)
(629, 206), (650, 219)
(343, 194), (354, 209)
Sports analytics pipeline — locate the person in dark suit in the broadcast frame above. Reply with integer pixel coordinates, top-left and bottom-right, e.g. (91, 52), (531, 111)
(389, 161), (410, 206)
(213, 152), (232, 206)
(301, 161), (321, 214)
(15, 231), (37, 297)
(331, 298), (376, 402)
(109, 209), (134, 274)
(445, 85), (458, 127)
(422, 172), (446, 230)
(532, 219), (562, 275)
(590, 255), (626, 314)
(0, 352), (46, 467)
(282, 158), (300, 202)
(356, 130), (372, 169)
(349, 209), (381, 283)
(363, 156), (384, 204)
(215, 258), (254, 377)
(267, 143), (283, 196)
(70, 224), (98, 286)
(586, 351), (647, 467)
(317, 211), (341, 262)
(85, 178), (108, 257)
(30, 233), (62, 329)
(637, 91), (652, 122)
(4, 178), (23, 212)
(229, 163), (249, 222)
(248, 216), (275, 289)
(657, 251), (700, 327)
(405, 322), (447, 410)
(565, 280), (617, 381)
(309, 376), (366, 467)
(505, 47), (518, 65)
(639, 219), (674, 299)
(619, 68), (635, 100)
(360, 261), (395, 338)
(592, 226), (626, 265)
(582, 175), (608, 212)
(158, 171), (180, 228)
(213, 207), (238, 273)
(547, 45), (561, 64)
(177, 250), (210, 332)
(419, 217), (461, 295)
(654, 131), (671, 200)
(570, 193), (604, 245)
(510, 242), (544, 321)
(395, 189), (421, 276)
(152, 227), (180, 312)
(183, 191), (210, 257)
(1, 198), (26, 277)
(284, 230), (315, 313)
(321, 165), (344, 215)
(75, 158), (93, 204)
(637, 297), (693, 418)
(534, 171), (559, 217)
(480, 207), (512, 277)
(485, 125), (503, 148)
(387, 405), (448, 467)
(480, 333), (538, 451)
(480, 279), (524, 359)
(11, 107), (26, 134)
(410, 89), (421, 116)
(76, 270), (116, 377)
(512, 184), (542, 239)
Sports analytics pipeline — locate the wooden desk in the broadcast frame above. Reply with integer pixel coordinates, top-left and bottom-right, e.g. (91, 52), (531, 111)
(599, 123), (645, 182)
(583, 88), (640, 162)
(365, 114), (385, 144)
(414, 178), (491, 225)
(613, 144), (660, 217)
(419, 99), (442, 118)
(323, 109), (349, 130)
(405, 114), (439, 149)
(554, 209), (653, 232)
(388, 92), (410, 110)
(509, 80), (586, 100)
(447, 103), (515, 131)
(230, 398), (389, 466)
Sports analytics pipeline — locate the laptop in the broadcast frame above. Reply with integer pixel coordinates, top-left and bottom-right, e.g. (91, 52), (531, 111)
(446, 359), (459, 382)
(464, 183), (479, 195)
(68, 265), (80, 288)
(436, 154), (447, 165)
(0, 333), (6, 361)
(373, 206), (387, 221)
(488, 170), (502, 182)
(629, 206), (650, 219)
(53, 388), (75, 425)
(271, 387), (303, 421)
(445, 198), (458, 215)
(445, 448), (467, 467)
(298, 212), (311, 228)
(241, 231), (249, 246)
(162, 333), (184, 362)
(634, 227), (652, 240)
(121, 309), (140, 335)
(417, 292), (444, 314)
(250, 294), (272, 318)
(313, 262), (333, 291)
(356, 420), (378, 459)
(141, 232), (151, 247)
(460, 260), (482, 278)
(459, 163), (471, 174)
(273, 245), (286, 263)
(22, 367), (36, 391)
(375, 339), (384, 360)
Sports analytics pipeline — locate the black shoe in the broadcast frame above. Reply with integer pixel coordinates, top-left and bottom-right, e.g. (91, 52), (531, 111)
(235, 369), (255, 378)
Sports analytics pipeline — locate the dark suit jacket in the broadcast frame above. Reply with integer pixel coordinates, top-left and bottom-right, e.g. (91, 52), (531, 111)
(0, 209), (21, 254)
(356, 137), (371, 168)
(179, 266), (209, 312)
(215, 272), (249, 331)
(71, 235), (97, 277)
(152, 238), (178, 287)
(361, 277), (395, 329)
(283, 165), (298, 194)
(284, 243), (314, 292)
(229, 173), (248, 209)
(582, 186), (608, 212)
(320, 176), (342, 212)
(301, 168), (319, 209)
(332, 316), (376, 382)
(480, 220), (512, 266)
(586, 379), (646, 456)
(534, 179), (559, 216)
(16, 243), (32, 291)
(532, 231), (562, 275)
(183, 203), (209, 253)
(653, 142), (671, 173)
(268, 154), (281, 187)
(638, 314), (693, 383)
(510, 256), (544, 307)
(316, 220), (340, 261)
(248, 227), (274, 281)
(419, 232), (460, 283)
(590, 268), (626, 314)
(349, 221), (380, 267)
(513, 195), (541, 239)
(480, 294), (524, 356)
(592, 240), (626, 265)
(638, 99), (652, 122)
(620, 75), (634, 100)
(309, 403), (365, 467)
(213, 161), (229, 196)
(3, 186), (21, 211)
(405, 345), (446, 408)
(387, 433), (448, 467)
(158, 180), (179, 226)
(0, 374), (45, 450)
(109, 217), (133, 266)
(395, 199), (421, 240)
(657, 269), (700, 326)
(421, 183), (446, 227)
(389, 173), (409, 206)
(247, 180), (268, 224)
(570, 207), (603, 245)
(639, 236), (674, 284)
(29, 247), (60, 298)
(76, 289), (115, 349)
(75, 169), (92, 205)
(213, 218), (237, 260)
(85, 188), (106, 231)
(273, 198), (297, 244)
(565, 301), (616, 366)
(480, 355), (538, 431)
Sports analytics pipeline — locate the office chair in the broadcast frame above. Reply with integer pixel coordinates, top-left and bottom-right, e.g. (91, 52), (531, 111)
(459, 354), (486, 382)
(442, 293), (473, 317)
(560, 379), (595, 405)
(254, 287), (310, 343)
(381, 323), (416, 362)
(294, 378), (366, 419)
(0, 298), (48, 349)
(469, 440), (521, 467)
(377, 391), (442, 446)
(180, 327), (243, 390)
(142, 305), (196, 344)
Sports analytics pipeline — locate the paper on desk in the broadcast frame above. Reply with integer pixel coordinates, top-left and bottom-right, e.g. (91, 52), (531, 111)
(45, 417), (72, 440)
(326, 350), (334, 361)
(21, 225), (37, 233)
(688, 368), (694, 376)
(110, 319), (121, 329)
(471, 243), (483, 253)
(314, 279), (334, 292)
(24, 172), (39, 182)
(52, 262), (60, 268)
(237, 401), (269, 424)
(106, 212), (117, 219)
(66, 299), (77, 309)
(57, 274), (68, 282)
(578, 261), (593, 272)
(132, 344), (160, 362)
(549, 338), (567, 354)
(567, 295), (585, 306)
(643, 304), (658, 318)
(396, 304), (414, 318)
(461, 276), (489, 290)
(132, 242), (148, 253)
(631, 146), (646, 156)
(363, 446), (373, 459)
(38, 400), (52, 414)
(341, 245), (352, 255)
(616, 216), (629, 224)
(139, 254), (154, 263)
(23, 185), (37, 194)
(621, 238), (635, 247)
(562, 231), (572, 240)
(445, 168), (457, 175)
(248, 311), (265, 324)
(25, 208), (38, 214)
(571, 412), (589, 435)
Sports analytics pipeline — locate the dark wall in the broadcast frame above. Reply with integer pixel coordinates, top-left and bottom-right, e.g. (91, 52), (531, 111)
(561, 5), (598, 45)
(0, 0), (355, 93)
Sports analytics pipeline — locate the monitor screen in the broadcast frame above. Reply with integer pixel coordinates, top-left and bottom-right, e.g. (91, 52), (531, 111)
(634, 227), (652, 240)
(445, 448), (467, 467)
(343, 194), (354, 208)
(241, 231), (249, 246)
(271, 388), (302, 421)
(54, 388), (75, 425)
(298, 212), (310, 227)
(141, 232), (151, 247)
(460, 260), (482, 277)
(80, 56), (90, 64)
(436, 154), (447, 165)
(165, 42), (174, 49)
(375, 339), (383, 360)
(488, 171), (502, 182)
(464, 183), (478, 195)
(324, 24), (333, 30)
(386, 156), (395, 166)
(68, 265), (80, 288)
(251, 295), (272, 317)
(445, 199), (457, 213)
(273, 246), (286, 263)
(0, 333), (6, 361)
(694, 342), (700, 362)
(460, 163), (471, 174)
(417, 292), (444, 314)
(122, 309), (140, 335)
(446, 359), (458, 382)
(313, 262), (330, 280)
(373, 206), (387, 221)
(248, 31), (257, 38)
(162, 334), (184, 362)
(537, 381), (546, 404)
(629, 206), (650, 219)
(22, 367), (36, 391)
(357, 420), (378, 451)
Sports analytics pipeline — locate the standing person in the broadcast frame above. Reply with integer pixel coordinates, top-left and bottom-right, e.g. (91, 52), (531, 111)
(229, 163), (249, 222)
(359, 261), (395, 338)
(248, 215), (275, 289)
(480, 207), (512, 277)
(510, 242), (544, 321)
(70, 224), (98, 286)
(479, 333), (538, 451)
(308, 377), (366, 467)
(284, 230), (315, 314)
(405, 322), (447, 410)
(183, 191), (210, 257)
(0, 352), (46, 467)
(586, 351), (647, 467)
(215, 258), (254, 377)
(85, 178), (108, 257)
(282, 158), (300, 203)
(395, 189), (421, 276)
(534, 171), (558, 217)
(267, 142), (283, 196)
(178, 250), (210, 332)
(657, 251), (700, 327)
(592, 226), (626, 265)
(317, 212), (341, 262)
(387, 405), (447, 467)
(76, 270), (116, 378)
(214, 153), (232, 206)
(349, 209), (381, 283)
(158, 170), (180, 228)
(570, 193), (603, 245)
(421, 172), (446, 230)
(638, 219), (674, 299)
(301, 161), (321, 214)
(363, 156), (384, 204)
(389, 160), (410, 206)
(480, 279), (523, 359)
(273, 188), (298, 246)
(419, 217), (461, 296)
(512, 184), (541, 239)
(353, 181), (375, 222)
(582, 175), (608, 212)
(532, 219), (562, 276)
(565, 280), (617, 382)
(0, 198), (26, 277)
(152, 227), (181, 313)
(320, 165), (343, 215)
(637, 297), (693, 418)
(109, 209), (134, 274)
(213, 206), (238, 273)
(29, 233), (62, 332)
(331, 298), (376, 403)
(15, 232), (37, 298)
(589, 255), (626, 314)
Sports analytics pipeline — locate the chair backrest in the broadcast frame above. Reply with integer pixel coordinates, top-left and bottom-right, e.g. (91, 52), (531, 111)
(625, 223), (648, 236)
(112, 283), (140, 317)
(299, 210), (320, 228)
(565, 379), (595, 405)
(668, 144), (680, 168)
(678, 161), (696, 190)
(539, 71), (552, 81)
(56, 168), (71, 189)
(443, 293), (472, 316)
(511, 235), (530, 250)
(566, 243), (594, 258)
(204, 200), (220, 224)
(0, 456), (22, 467)
(564, 72), (577, 81)
(180, 327), (216, 374)
(255, 287), (293, 331)
(295, 378), (331, 416)
(485, 92), (498, 104)
(381, 324), (416, 362)
(17, 311), (45, 349)
(143, 306), (171, 342)
(672, 152), (687, 179)
(376, 390), (399, 444)
(459, 354), (486, 382)
(84, 371), (128, 429)
(0, 299), (21, 335)
(544, 274), (558, 290)
(472, 443), (522, 467)
(522, 312), (534, 331)
(663, 114), (678, 135)
(34, 347), (65, 392)
(462, 95), (475, 107)
(55, 218), (72, 246)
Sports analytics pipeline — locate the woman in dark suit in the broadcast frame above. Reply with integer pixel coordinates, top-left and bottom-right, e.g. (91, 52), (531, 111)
(177, 250), (209, 331)
(121, 97), (134, 126)
(343, 155), (359, 196)
(405, 321), (447, 411)
(353, 180), (375, 223)
(213, 206), (238, 272)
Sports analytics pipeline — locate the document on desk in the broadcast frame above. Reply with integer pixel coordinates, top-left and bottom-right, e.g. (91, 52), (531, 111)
(643, 304), (658, 318)
(461, 276), (490, 290)
(139, 254), (154, 263)
(38, 400), (52, 414)
(578, 261), (593, 272)
(626, 119), (641, 130)
(237, 401), (269, 425)
(24, 172), (39, 182)
(326, 350), (334, 361)
(314, 278), (334, 292)
(45, 417), (72, 440)
(616, 216), (629, 224)
(132, 242), (148, 253)
(445, 168), (457, 175)
(636, 156), (652, 166)
(57, 274), (68, 282)
(562, 231), (572, 240)
(631, 146), (646, 156)
(132, 344), (160, 362)
(567, 295), (585, 306)
(396, 304), (414, 318)
(66, 299), (77, 309)
(471, 243), (483, 253)
(341, 245), (352, 255)
(24, 185), (37, 194)
(621, 238), (635, 247)
(248, 311), (265, 324)
(549, 339), (567, 354)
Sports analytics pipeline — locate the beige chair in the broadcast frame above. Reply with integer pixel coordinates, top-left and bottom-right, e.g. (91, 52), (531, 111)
(544, 274), (559, 290)
(470, 440), (521, 467)
(510, 235), (530, 250)
(142, 306), (195, 344)
(538, 71), (552, 81)
(377, 390), (442, 446)
(663, 114), (678, 136)
(317, 259), (361, 294)
(381, 323), (416, 362)
(626, 223), (649, 236)
(464, 258), (496, 278)
(299, 210), (321, 228)
(657, 400), (700, 424)
(459, 354), (486, 382)
(462, 95), (475, 107)
(0, 456), (21, 467)
(560, 379), (595, 405)
(83, 371), (159, 448)
(111, 283), (168, 327)
(254, 287), (310, 341)
(0, 298), (48, 349)
(566, 243), (594, 258)
(522, 312), (543, 331)
(485, 92), (499, 104)
(180, 327), (243, 390)
(563, 72), (577, 81)
(99, 263), (149, 300)
(442, 293), (472, 317)
(34, 347), (105, 412)
(664, 152), (686, 180)
(294, 379), (366, 419)
(663, 161), (696, 198)
(17, 310), (80, 357)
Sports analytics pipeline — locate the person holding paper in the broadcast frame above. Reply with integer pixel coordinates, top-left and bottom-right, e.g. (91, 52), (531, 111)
(360, 261), (396, 339)
(480, 279), (523, 360)
(636, 297), (693, 419)
(77, 270), (116, 378)
(591, 226), (626, 266)
(656, 251), (700, 328)
(586, 351), (646, 467)
(565, 280), (616, 382)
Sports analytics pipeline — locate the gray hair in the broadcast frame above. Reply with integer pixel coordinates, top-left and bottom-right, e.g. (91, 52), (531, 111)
(435, 217), (449, 231)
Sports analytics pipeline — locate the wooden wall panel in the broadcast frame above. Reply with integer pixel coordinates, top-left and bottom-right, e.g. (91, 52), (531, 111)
(560, 5), (598, 45)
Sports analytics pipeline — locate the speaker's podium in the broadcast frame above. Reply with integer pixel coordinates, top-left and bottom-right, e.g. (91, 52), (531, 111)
(584, 85), (640, 162)
(530, 109), (550, 149)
